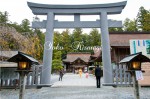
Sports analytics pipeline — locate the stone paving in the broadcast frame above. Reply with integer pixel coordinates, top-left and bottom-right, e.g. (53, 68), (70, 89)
(0, 73), (150, 99)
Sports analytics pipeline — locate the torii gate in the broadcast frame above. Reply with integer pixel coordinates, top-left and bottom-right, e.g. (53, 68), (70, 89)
(28, 1), (127, 85)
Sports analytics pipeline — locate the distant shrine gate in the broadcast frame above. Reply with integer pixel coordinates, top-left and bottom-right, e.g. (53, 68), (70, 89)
(28, 1), (127, 85)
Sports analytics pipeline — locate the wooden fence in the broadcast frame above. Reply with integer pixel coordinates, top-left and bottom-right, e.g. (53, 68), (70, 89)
(0, 65), (42, 89)
(113, 64), (133, 86)
(0, 63), (134, 88)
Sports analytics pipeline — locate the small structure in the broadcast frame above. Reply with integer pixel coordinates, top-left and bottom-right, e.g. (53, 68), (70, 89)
(119, 52), (150, 68)
(110, 32), (150, 86)
(8, 51), (39, 71)
(8, 51), (39, 99)
(63, 52), (93, 73)
(0, 51), (19, 88)
(0, 51), (41, 89)
(119, 52), (150, 99)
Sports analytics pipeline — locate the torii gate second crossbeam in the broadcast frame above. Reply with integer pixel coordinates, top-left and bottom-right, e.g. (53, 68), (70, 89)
(27, 1), (127, 86)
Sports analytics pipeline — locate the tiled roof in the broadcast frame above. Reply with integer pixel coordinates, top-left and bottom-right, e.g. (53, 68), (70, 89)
(91, 47), (101, 57)
(8, 51), (39, 65)
(119, 52), (150, 63)
(63, 52), (91, 63)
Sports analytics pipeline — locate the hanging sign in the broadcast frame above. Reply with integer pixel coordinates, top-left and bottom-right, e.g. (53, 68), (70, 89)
(135, 71), (144, 80)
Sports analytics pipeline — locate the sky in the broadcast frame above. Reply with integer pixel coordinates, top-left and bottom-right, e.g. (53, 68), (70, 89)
(0, 0), (150, 32)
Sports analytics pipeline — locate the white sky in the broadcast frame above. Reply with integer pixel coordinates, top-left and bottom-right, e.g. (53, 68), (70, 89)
(0, 0), (150, 33)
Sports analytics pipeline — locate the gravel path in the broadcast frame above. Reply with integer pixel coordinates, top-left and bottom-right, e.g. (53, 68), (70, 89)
(0, 73), (150, 99)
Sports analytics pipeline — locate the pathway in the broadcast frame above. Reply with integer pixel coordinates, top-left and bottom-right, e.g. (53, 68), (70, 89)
(0, 73), (150, 99)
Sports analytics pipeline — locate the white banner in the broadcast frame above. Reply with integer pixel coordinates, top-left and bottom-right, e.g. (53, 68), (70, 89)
(130, 39), (150, 58)
(135, 71), (144, 80)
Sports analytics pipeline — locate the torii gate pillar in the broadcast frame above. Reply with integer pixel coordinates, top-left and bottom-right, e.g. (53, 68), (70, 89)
(41, 12), (54, 84)
(100, 12), (113, 83)
(28, 1), (127, 86)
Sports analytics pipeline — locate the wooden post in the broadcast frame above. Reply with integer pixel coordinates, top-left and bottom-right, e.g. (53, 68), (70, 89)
(35, 65), (39, 85)
(119, 64), (123, 84)
(31, 66), (35, 85)
(0, 79), (2, 91)
(132, 71), (140, 99)
(123, 64), (127, 84)
(115, 65), (118, 85)
(19, 72), (26, 99)
(10, 79), (13, 86)
(127, 64), (132, 85)
(26, 74), (30, 86)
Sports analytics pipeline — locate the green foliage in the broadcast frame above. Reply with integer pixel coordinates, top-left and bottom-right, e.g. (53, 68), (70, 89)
(109, 27), (123, 32)
(70, 28), (83, 52)
(137, 6), (150, 31)
(0, 11), (44, 62)
(0, 11), (9, 23)
(89, 28), (101, 46)
(52, 51), (63, 72)
(71, 28), (83, 42)
(53, 51), (62, 60)
(123, 18), (138, 31)
(8, 22), (23, 33)
(1, 6), (150, 65)
(53, 28), (101, 55)
(21, 19), (31, 32)
(52, 59), (63, 72)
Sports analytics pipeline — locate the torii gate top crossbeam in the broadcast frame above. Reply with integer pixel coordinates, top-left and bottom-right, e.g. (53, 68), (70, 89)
(27, 1), (127, 15)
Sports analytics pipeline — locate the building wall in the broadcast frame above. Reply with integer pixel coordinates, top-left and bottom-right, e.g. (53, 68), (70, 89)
(110, 32), (150, 86)
(109, 32), (150, 46)
(111, 47), (130, 63)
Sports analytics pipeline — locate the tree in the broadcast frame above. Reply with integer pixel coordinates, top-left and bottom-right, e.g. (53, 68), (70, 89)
(53, 31), (64, 57)
(123, 18), (138, 31)
(53, 31), (61, 47)
(71, 28), (83, 42)
(136, 6), (150, 31)
(60, 29), (72, 56)
(71, 28), (83, 52)
(0, 11), (9, 24)
(109, 27), (123, 32)
(53, 51), (62, 60)
(89, 28), (101, 46)
(9, 22), (23, 33)
(21, 19), (31, 32)
(52, 51), (63, 72)
(81, 33), (89, 47)
(142, 13), (150, 31)
(52, 59), (63, 72)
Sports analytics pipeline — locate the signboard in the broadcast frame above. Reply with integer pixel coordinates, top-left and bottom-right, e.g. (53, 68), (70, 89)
(135, 71), (144, 80)
(130, 39), (150, 57)
(129, 39), (150, 80)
